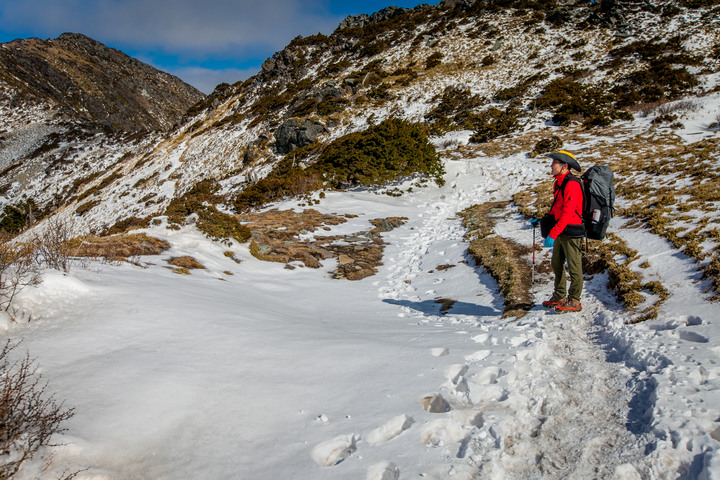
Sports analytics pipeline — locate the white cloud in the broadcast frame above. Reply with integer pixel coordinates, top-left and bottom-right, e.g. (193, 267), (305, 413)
(164, 65), (260, 94)
(0, 0), (342, 58)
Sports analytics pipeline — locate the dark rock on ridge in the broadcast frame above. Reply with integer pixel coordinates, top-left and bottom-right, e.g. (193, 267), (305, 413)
(275, 119), (328, 154)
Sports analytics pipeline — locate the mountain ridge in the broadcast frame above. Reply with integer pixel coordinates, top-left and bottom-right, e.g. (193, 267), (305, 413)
(0, 0), (718, 272)
(0, 32), (204, 133)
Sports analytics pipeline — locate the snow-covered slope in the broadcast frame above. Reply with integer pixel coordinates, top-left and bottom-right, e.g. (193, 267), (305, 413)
(5, 129), (719, 479)
(1, 1), (720, 479)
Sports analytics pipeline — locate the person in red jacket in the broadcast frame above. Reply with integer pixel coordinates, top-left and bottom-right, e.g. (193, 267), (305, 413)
(540, 151), (584, 313)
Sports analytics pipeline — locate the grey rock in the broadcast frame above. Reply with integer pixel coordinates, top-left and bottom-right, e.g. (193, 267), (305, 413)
(275, 119), (328, 154)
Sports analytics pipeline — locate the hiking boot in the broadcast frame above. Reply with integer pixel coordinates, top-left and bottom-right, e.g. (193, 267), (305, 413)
(542, 296), (567, 308)
(555, 298), (582, 313)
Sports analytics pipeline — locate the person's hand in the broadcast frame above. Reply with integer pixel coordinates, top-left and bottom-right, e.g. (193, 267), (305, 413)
(543, 236), (555, 248)
(530, 218), (540, 227)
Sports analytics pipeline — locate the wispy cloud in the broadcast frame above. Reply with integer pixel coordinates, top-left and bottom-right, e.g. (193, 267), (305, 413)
(0, 0), (342, 59)
(163, 65), (259, 94)
(0, 0), (436, 91)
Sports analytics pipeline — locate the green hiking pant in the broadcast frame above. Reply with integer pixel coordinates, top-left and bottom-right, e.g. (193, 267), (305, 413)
(551, 234), (583, 302)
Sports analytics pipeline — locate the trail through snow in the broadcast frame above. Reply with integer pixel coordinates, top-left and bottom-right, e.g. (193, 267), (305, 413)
(362, 153), (648, 478)
(4, 145), (719, 480)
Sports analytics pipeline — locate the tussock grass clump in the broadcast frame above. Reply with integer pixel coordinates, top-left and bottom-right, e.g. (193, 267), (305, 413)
(468, 235), (533, 318)
(530, 136), (562, 157)
(167, 256), (205, 270)
(512, 180), (553, 219)
(460, 201), (533, 318)
(102, 216), (152, 236)
(702, 253), (720, 298)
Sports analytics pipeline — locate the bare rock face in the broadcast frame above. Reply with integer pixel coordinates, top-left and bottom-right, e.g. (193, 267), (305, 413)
(0, 33), (205, 132)
(338, 6), (410, 29)
(275, 118), (328, 154)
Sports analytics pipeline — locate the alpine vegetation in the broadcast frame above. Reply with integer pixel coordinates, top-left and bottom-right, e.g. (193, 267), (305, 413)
(0, 0), (719, 478)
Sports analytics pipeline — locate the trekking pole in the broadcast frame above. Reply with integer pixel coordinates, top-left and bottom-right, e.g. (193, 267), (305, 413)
(531, 223), (536, 295)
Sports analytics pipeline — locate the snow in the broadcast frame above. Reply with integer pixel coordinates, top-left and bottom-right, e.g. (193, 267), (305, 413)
(2, 129), (719, 480)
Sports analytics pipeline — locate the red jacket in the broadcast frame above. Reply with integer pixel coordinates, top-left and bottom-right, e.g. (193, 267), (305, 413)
(549, 172), (583, 239)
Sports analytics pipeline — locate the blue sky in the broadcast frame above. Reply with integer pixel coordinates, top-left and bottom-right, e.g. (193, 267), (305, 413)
(0, 0), (439, 94)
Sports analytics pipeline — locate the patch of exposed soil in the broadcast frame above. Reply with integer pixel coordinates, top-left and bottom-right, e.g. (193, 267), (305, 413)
(239, 209), (407, 280)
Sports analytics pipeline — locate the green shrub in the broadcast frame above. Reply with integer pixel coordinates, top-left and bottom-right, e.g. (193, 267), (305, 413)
(359, 40), (388, 58)
(0, 207), (27, 234)
(314, 119), (444, 187)
(0, 200), (43, 234)
(494, 73), (547, 102)
(613, 60), (699, 107)
(164, 180), (250, 243)
(426, 86), (484, 126)
(197, 208), (251, 243)
(535, 78), (627, 126)
(234, 119), (444, 210)
(75, 199), (100, 216)
(681, 0), (720, 8)
(368, 83), (393, 100)
(468, 107), (521, 143)
(326, 59), (351, 74)
(481, 55), (495, 66)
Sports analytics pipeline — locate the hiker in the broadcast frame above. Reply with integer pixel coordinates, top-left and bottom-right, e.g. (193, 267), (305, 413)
(537, 151), (585, 313)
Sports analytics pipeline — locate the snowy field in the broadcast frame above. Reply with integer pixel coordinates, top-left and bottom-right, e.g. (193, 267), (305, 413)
(3, 133), (720, 479)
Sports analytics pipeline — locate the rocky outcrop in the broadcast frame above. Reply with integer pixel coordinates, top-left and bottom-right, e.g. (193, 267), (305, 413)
(338, 6), (411, 29)
(0, 33), (205, 132)
(275, 119), (328, 154)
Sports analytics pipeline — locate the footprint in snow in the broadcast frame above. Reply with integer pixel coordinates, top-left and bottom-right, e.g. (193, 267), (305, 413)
(472, 333), (490, 344)
(473, 366), (504, 385)
(311, 434), (359, 467)
(420, 418), (466, 447)
(444, 364), (469, 384)
(366, 415), (415, 444)
(366, 462), (399, 480)
(675, 329), (709, 343)
(465, 350), (491, 362)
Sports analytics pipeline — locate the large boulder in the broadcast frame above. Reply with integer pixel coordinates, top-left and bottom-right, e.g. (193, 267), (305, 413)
(275, 119), (327, 154)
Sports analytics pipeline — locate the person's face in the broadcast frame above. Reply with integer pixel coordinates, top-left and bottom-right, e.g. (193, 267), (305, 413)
(551, 159), (567, 176)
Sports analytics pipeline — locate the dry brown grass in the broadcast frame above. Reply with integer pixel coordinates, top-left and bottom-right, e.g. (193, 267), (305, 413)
(67, 233), (170, 262)
(583, 233), (669, 323)
(460, 201), (533, 319)
(240, 209), (405, 280)
(167, 256), (205, 270)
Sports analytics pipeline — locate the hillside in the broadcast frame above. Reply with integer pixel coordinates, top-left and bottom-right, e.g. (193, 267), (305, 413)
(0, 0), (720, 479)
(0, 33), (204, 133)
(0, 0), (716, 236)
(0, 33), (205, 230)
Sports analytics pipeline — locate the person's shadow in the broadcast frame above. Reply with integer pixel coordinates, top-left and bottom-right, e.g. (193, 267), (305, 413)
(383, 298), (500, 317)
